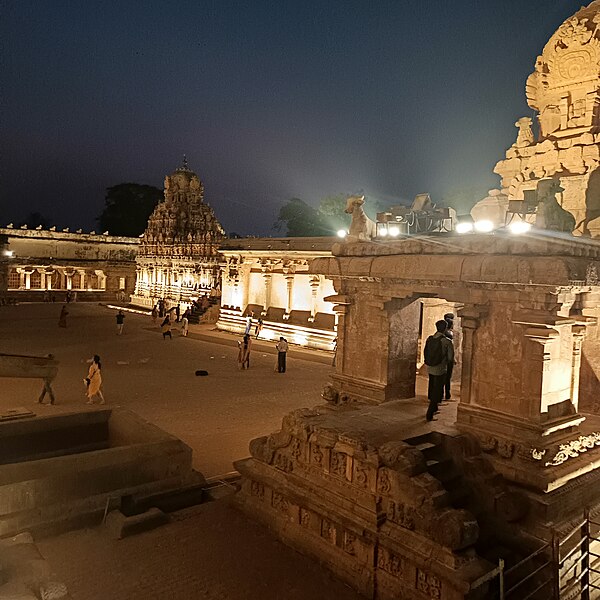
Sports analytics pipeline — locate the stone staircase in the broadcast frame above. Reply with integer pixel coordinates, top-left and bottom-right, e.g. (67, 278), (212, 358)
(405, 432), (552, 599)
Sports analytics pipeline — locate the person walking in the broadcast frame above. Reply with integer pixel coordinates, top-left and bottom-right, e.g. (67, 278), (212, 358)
(244, 314), (253, 335)
(161, 315), (172, 339)
(254, 318), (264, 339)
(275, 336), (288, 373)
(175, 304), (181, 323)
(180, 315), (189, 337)
(84, 355), (105, 404)
(116, 310), (125, 335)
(58, 305), (68, 328)
(424, 320), (454, 422)
(443, 313), (455, 401)
(151, 306), (158, 324)
(238, 334), (252, 369)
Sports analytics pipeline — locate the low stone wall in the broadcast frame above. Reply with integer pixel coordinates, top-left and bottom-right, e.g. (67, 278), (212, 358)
(0, 409), (195, 537)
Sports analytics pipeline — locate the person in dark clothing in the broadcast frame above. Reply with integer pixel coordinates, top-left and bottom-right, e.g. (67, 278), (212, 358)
(424, 320), (454, 421)
(275, 337), (288, 373)
(443, 313), (455, 401)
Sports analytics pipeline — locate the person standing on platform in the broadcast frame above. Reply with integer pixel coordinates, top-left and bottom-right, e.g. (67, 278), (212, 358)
(238, 334), (252, 369)
(116, 310), (125, 335)
(84, 355), (105, 404)
(276, 337), (289, 373)
(443, 313), (455, 401)
(424, 320), (454, 421)
(58, 305), (68, 328)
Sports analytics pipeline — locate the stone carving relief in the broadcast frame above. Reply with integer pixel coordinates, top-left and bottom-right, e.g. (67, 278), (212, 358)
(532, 432), (600, 467)
(377, 547), (403, 578)
(250, 480), (265, 500)
(345, 195), (377, 242)
(416, 569), (442, 599)
(386, 501), (415, 530)
(514, 117), (535, 148)
(272, 492), (289, 514)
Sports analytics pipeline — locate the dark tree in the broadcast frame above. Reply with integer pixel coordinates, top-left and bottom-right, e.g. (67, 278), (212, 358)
(275, 198), (326, 236)
(97, 183), (163, 237)
(19, 212), (53, 229)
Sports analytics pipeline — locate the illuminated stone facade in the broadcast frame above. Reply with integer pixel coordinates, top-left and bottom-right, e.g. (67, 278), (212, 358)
(237, 232), (600, 599)
(0, 227), (138, 301)
(217, 237), (337, 350)
(492, 1), (600, 235)
(131, 161), (225, 309)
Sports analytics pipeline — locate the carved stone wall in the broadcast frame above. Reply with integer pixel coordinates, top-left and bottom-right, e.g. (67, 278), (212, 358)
(132, 160), (225, 307)
(235, 407), (492, 600)
(494, 2), (600, 236)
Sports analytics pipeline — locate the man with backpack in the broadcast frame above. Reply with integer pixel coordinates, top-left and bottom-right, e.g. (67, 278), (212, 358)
(424, 320), (454, 421)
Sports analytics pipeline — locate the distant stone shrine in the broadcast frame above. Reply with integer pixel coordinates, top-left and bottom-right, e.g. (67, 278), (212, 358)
(131, 158), (225, 309)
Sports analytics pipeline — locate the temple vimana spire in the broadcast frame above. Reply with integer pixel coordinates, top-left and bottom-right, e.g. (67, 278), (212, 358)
(492, 1), (600, 236)
(131, 159), (225, 308)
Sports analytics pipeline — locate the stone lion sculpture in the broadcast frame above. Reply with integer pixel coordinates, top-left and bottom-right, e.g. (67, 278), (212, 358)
(344, 195), (377, 242)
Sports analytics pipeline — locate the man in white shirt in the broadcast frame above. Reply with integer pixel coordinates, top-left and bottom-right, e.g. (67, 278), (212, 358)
(276, 337), (289, 373)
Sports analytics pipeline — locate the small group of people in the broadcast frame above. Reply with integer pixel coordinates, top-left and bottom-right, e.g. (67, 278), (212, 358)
(237, 333), (289, 372)
(424, 313), (455, 422)
(158, 309), (189, 339)
(244, 313), (265, 339)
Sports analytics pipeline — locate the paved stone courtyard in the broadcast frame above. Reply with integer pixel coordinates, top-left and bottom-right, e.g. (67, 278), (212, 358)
(0, 302), (334, 477)
(37, 501), (363, 600)
(0, 302), (448, 599)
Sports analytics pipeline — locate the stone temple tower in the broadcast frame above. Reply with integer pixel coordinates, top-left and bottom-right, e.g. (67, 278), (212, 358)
(494, 1), (600, 235)
(131, 159), (225, 309)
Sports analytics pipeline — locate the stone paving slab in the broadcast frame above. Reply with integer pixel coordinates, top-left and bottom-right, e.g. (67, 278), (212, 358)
(37, 501), (364, 600)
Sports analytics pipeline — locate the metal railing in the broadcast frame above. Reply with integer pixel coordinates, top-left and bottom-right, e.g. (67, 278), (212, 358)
(494, 510), (600, 600)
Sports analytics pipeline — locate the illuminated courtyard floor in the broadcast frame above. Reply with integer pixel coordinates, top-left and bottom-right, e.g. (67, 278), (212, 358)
(0, 302), (335, 477)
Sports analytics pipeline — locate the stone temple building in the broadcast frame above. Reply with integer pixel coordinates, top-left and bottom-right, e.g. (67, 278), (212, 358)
(131, 160), (225, 309)
(487, 1), (600, 235)
(234, 4), (600, 599)
(0, 227), (138, 301)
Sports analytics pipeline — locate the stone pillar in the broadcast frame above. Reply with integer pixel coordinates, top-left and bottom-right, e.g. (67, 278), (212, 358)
(284, 274), (294, 317)
(456, 300), (595, 490)
(77, 270), (86, 290)
(579, 292), (600, 413)
(261, 271), (272, 316)
(309, 276), (320, 321)
(17, 268), (25, 289)
(330, 293), (421, 404)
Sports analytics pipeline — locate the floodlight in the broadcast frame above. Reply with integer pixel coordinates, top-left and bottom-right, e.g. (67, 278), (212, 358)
(388, 225), (401, 237)
(337, 229), (347, 239)
(455, 222), (474, 234)
(509, 221), (531, 235)
(474, 220), (494, 233)
(455, 214), (474, 234)
(376, 222), (389, 237)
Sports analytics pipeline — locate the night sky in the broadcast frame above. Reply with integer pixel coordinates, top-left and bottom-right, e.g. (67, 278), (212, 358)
(0, 1), (586, 235)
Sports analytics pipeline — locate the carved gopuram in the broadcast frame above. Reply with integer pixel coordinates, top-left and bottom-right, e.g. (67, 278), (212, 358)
(235, 231), (600, 599)
(131, 160), (225, 309)
(494, 1), (600, 236)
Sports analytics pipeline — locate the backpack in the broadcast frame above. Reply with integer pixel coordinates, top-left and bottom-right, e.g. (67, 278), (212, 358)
(424, 335), (444, 367)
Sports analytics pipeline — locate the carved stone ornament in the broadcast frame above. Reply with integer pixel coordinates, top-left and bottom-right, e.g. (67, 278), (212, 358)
(533, 432), (600, 467)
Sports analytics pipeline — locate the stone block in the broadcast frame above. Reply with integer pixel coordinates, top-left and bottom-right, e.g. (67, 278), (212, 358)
(104, 508), (169, 539)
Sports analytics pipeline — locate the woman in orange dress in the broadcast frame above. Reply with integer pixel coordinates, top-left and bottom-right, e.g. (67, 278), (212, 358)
(84, 355), (105, 404)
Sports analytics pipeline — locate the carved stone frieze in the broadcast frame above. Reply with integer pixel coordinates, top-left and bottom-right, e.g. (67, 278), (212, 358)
(416, 569), (441, 599)
(532, 432), (600, 467)
(377, 547), (403, 578)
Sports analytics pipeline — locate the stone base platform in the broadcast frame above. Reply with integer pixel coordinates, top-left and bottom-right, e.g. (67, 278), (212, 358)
(235, 399), (600, 599)
(0, 408), (200, 537)
(235, 399), (498, 600)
